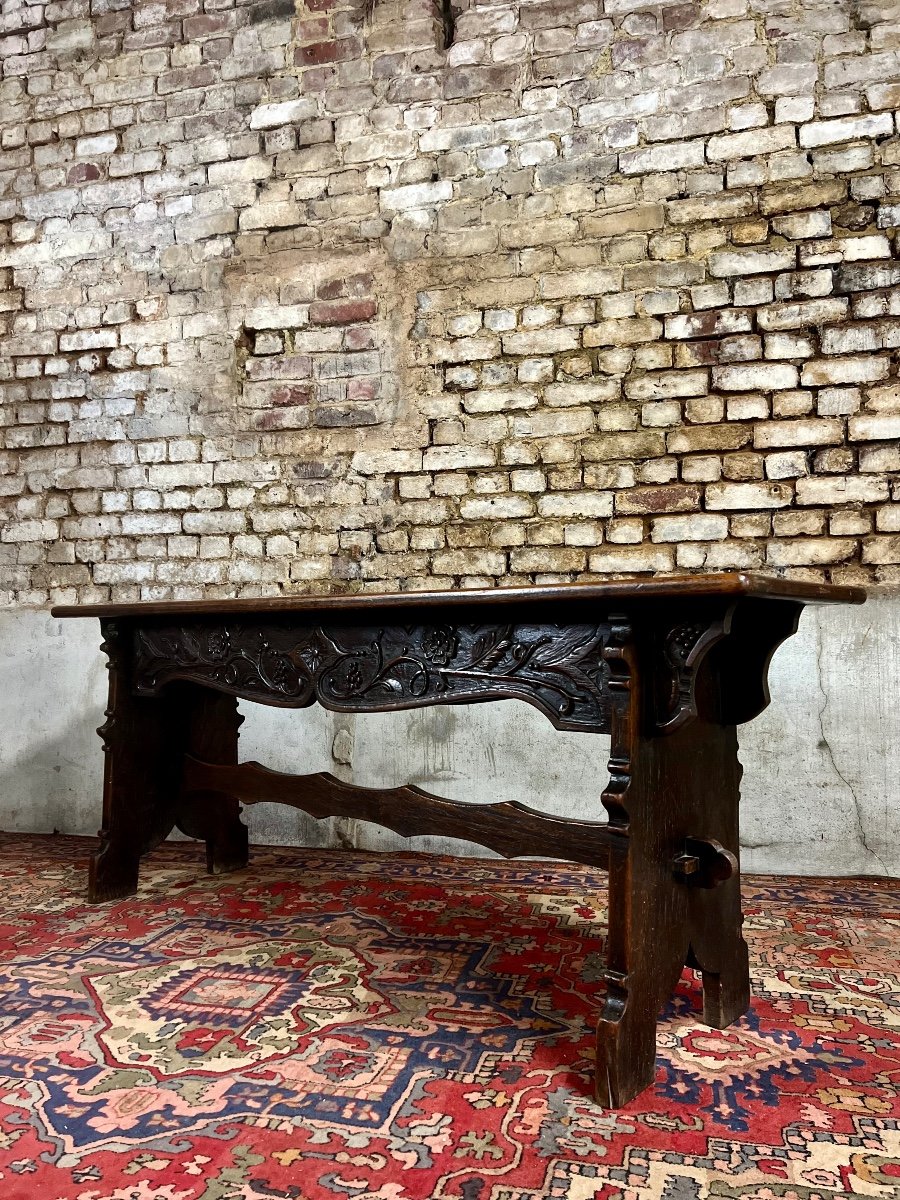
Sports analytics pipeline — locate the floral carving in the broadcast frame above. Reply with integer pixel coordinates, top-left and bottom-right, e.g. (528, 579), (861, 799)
(421, 626), (457, 666)
(132, 618), (619, 733)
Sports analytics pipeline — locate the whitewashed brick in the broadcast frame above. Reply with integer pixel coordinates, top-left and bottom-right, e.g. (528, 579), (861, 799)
(799, 113), (894, 148)
(713, 364), (799, 391)
(706, 482), (792, 510)
(709, 248), (795, 277)
(801, 357), (890, 386)
(249, 100), (316, 130)
(538, 492), (613, 518)
(796, 476), (889, 505)
(849, 414), (900, 442)
(651, 514), (728, 542)
(380, 181), (453, 213)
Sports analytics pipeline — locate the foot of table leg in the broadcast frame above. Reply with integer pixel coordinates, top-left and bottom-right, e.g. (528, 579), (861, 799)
(594, 956), (684, 1108)
(178, 789), (249, 876)
(699, 958), (751, 1029)
(594, 875), (751, 1107)
(689, 884), (751, 1029)
(88, 835), (141, 903)
(207, 800), (249, 876)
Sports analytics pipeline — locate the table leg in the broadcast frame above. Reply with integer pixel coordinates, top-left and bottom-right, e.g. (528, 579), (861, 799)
(175, 686), (249, 875)
(89, 621), (182, 902)
(595, 708), (748, 1107)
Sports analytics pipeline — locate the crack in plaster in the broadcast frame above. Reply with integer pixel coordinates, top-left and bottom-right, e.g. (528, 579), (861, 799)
(815, 621), (888, 876)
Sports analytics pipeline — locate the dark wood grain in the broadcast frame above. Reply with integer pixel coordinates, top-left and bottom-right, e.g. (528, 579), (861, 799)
(183, 757), (620, 869)
(595, 643), (749, 1107)
(89, 620), (184, 902)
(175, 687), (249, 876)
(50, 570), (865, 620)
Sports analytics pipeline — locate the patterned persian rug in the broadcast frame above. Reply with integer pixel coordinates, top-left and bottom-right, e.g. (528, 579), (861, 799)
(0, 835), (897, 1200)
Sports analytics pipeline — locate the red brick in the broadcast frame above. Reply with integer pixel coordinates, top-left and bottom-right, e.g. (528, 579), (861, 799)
(269, 385), (312, 407)
(182, 14), (233, 38)
(245, 355), (312, 382)
(295, 17), (330, 40)
(309, 299), (377, 326)
(68, 162), (101, 184)
(316, 273), (374, 301)
(348, 378), (378, 401)
(344, 326), (377, 351)
(616, 485), (703, 515)
(294, 38), (362, 67)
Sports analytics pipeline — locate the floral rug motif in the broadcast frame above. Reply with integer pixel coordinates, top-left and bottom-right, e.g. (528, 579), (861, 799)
(0, 834), (897, 1200)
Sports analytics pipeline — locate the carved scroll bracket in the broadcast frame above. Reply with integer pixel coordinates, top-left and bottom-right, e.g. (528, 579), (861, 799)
(655, 596), (806, 733)
(657, 605), (736, 734)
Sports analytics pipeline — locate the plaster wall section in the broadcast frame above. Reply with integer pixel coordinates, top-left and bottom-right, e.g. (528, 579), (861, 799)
(0, 1), (899, 599)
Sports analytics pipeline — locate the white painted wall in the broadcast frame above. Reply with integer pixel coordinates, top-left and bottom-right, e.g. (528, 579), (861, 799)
(2, 600), (897, 875)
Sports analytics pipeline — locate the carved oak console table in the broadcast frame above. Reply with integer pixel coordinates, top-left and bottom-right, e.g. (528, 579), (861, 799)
(52, 572), (864, 1108)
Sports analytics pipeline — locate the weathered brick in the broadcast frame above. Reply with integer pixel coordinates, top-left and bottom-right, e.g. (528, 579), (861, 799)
(665, 311), (752, 340)
(502, 329), (581, 356)
(707, 125), (796, 162)
(582, 432), (666, 461)
(709, 248), (795, 278)
(848, 414), (900, 442)
(538, 492), (613, 518)
(588, 545), (674, 573)
(706, 482), (792, 510)
(713, 364), (799, 392)
(754, 419), (843, 449)
(801, 357), (890, 387)
(766, 538), (857, 566)
(862, 536), (900, 565)
(539, 268), (621, 298)
(619, 142), (705, 175)
(836, 263), (900, 293)
(380, 181), (453, 212)
(651, 514), (729, 542)
(432, 549), (507, 575)
(625, 370), (708, 400)
(796, 476), (889, 505)
(422, 447), (496, 470)
(584, 319), (663, 347)
(615, 485), (701, 515)
(759, 181), (847, 216)
(756, 298), (849, 331)
(799, 113), (894, 149)
(511, 410), (594, 438)
(581, 205), (665, 237)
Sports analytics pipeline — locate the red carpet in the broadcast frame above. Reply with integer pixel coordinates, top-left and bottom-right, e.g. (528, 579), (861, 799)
(0, 834), (897, 1199)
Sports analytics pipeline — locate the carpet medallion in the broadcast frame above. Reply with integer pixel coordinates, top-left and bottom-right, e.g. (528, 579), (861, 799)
(0, 834), (896, 1200)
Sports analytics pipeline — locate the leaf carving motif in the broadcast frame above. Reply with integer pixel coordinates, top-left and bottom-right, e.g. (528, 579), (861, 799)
(132, 618), (617, 733)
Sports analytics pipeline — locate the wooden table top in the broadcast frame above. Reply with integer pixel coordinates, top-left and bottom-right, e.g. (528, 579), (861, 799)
(51, 572), (866, 620)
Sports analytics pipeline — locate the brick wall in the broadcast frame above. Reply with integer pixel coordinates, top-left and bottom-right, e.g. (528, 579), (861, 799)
(1, 0), (899, 604)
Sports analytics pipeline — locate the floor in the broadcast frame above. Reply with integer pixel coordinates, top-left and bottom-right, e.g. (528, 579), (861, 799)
(0, 833), (897, 1200)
